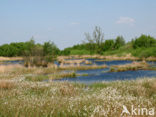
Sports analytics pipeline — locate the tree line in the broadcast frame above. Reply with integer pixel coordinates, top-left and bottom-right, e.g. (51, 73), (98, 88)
(0, 26), (156, 58)
(0, 37), (60, 57)
(61, 26), (156, 56)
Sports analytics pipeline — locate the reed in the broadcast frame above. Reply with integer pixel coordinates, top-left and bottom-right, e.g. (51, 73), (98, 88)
(59, 64), (107, 70)
(109, 61), (150, 72)
(25, 75), (49, 81)
(25, 72), (77, 81)
(0, 64), (23, 73)
(49, 72), (76, 80)
(0, 80), (16, 89)
(0, 57), (23, 61)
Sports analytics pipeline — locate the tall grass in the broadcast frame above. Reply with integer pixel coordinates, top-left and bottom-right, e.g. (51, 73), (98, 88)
(109, 61), (150, 72)
(0, 80), (16, 89)
(0, 64), (23, 73)
(0, 78), (156, 117)
(59, 64), (107, 70)
(25, 72), (77, 81)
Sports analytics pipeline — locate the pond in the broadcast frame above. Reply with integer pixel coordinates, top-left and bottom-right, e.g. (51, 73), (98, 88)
(1, 59), (156, 84)
(0, 60), (24, 65)
(56, 59), (156, 84)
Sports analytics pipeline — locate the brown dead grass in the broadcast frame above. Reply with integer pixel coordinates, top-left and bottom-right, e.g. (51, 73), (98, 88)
(110, 61), (149, 72)
(0, 64), (23, 73)
(146, 57), (156, 61)
(59, 64), (107, 70)
(151, 81), (156, 90)
(0, 57), (23, 61)
(0, 80), (16, 89)
(59, 82), (78, 96)
(58, 54), (140, 61)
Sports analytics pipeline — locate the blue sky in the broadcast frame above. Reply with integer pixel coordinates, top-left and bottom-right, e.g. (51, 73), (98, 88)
(0, 0), (156, 49)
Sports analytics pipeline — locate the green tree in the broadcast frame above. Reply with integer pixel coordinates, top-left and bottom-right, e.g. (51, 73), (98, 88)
(84, 26), (104, 54)
(114, 36), (125, 49)
(43, 41), (59, 56)
(102, 39), (115, 51)
(132, 34), (156, 48)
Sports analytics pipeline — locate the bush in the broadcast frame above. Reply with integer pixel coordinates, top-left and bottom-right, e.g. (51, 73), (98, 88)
(114, 36), (125, 49)
(132, 47), (156, 58)
(132, 34), (156, 48)
(102, 39), (115, 51)
(70, 49), (91, 55)
(24, 40), (59, 67)
(43, 41), (60, 56)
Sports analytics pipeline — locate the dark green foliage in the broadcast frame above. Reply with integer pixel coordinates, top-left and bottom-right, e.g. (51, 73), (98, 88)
(0, 39), (37, 57)
(43, 41), (60, 56)
(60, 48), (71, 55)
(0, 32), (156, 58)
(0, 37), (59, 67)
(43, 41), (60, 63)
(0, 38), (60, 58)
(0, 44), (17, 57)
(60, 43), (96, 55)
(131, 35), (156, 57)
(23, 40), (59, 67)
(132, 47), (156, 58)
(114, 36), (125, 49)
(102, 39), (115, 51)
(132, 34), (156, 48)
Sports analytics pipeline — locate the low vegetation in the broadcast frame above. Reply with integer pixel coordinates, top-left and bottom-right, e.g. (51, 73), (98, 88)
(110, 61), (149, 72)
(59, 64), (107, 70)
(61, 27), (156, 59)
(0, 80), (16, 89)
(0, 27), (155, 62)
(0, 78), (156, 116)
(25, 72), (77, 81)
(0, 38), (60, 57)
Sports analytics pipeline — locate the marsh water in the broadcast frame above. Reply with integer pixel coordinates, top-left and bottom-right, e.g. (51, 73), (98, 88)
(1, 59), (156, 83)
(0, 60), (24, 65)
(57, 59), (156, 83)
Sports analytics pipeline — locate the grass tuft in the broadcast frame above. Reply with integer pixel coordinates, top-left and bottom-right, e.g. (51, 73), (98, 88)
(0, 80), (16, 89)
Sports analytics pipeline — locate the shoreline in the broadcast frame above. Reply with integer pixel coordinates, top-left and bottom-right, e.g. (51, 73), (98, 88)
(0, 57), (23, 62)
(58, 54), (156, 61)
(0, 55), (156, 62)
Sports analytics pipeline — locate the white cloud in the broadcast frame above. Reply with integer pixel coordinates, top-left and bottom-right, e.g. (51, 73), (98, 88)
(116, 17), (135, 25)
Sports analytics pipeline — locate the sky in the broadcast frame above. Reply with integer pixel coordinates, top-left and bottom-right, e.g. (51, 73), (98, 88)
(0, 0), (156, 49)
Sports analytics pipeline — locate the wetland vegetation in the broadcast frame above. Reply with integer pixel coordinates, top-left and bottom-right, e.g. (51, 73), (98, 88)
(0, 26), (156, 117)
(0, 77), (156, 117)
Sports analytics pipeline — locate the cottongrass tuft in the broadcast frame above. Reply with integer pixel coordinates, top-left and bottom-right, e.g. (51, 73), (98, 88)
(0, 75), (156, 117)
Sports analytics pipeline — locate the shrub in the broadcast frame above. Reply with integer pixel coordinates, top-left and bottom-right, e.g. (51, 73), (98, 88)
(132, 34), (156, 48)
(114, 36), (125, 49)
(132, 47), (156, 58)
(70, 49), (91, 55)
(102, 39), (115, 51)
(43, 41), (60, 56)
(24, 40), (59, 67)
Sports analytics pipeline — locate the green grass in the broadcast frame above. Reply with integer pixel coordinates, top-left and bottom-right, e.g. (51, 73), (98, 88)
(25, 75), (49, 81)
(132, 47), (156, 58)
(48, 72), (77, 79)
(70, 49), (91, 55)
(102, 43), (133, 56)
(25, 72), (77, 81)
